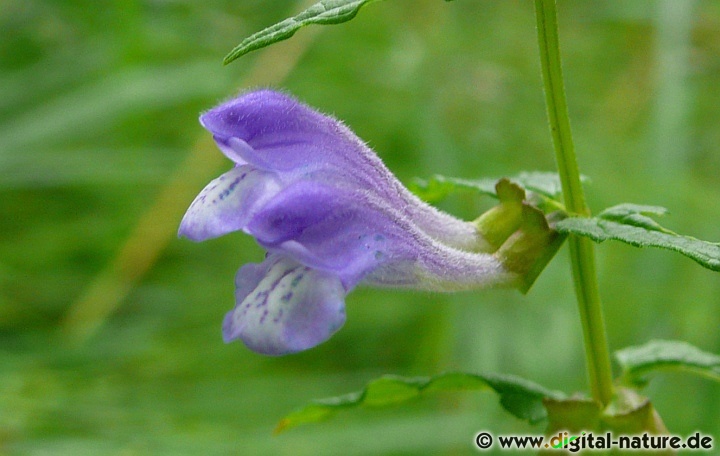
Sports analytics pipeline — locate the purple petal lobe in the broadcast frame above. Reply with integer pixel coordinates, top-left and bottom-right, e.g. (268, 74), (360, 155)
(248, 181), (515, 291)
(200, 90), (333, 170)
(222, 254), (346, 356)
(247, 182), (401, 286)
(246, 181), (343, 245)
(211, 136), (254, 166)
(199, 90), (484, 251)
(178, 165), (281, 241)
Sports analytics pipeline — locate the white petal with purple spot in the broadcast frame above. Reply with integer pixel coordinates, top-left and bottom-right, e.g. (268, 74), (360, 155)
(222, 254), (346, 355)
(178, 165), (281, 241)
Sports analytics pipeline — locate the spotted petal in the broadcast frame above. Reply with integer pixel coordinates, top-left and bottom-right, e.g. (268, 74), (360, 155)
(178, 165), (281, 241)
(222, 254), (347, 355)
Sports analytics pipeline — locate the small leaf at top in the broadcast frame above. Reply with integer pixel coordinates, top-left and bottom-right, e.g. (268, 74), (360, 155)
(224, 0), (383, 64)
(275, 371), (564, 433)
(615, 339), (720, 386)
(555, 204), (720, 272)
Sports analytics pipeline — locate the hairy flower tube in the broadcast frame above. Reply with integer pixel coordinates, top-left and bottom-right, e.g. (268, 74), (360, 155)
(179, 90), (561, 355)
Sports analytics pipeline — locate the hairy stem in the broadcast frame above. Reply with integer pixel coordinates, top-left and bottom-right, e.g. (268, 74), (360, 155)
(534, 0), (614, 406)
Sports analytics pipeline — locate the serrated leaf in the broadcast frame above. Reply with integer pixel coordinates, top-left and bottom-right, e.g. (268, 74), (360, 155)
(224, 0), (383, 64)
(483, 373), (564, 423)
(615, 340), (720, 386)
(555, 204), (720, 272)
(410, 172), (580, 204)
(275, 372), (564, 433)
(597, 204), (673, 234)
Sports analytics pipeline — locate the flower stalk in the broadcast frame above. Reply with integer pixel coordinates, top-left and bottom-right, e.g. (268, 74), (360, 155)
(534, 0), (614, 406)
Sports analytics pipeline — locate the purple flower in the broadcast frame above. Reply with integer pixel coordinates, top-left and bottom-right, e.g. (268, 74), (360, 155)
(179, 90), (549, 355)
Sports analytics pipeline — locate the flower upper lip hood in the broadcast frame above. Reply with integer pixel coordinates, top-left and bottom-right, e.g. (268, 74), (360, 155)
(179, 90), (528, 356)
(193, 89), (487, 253)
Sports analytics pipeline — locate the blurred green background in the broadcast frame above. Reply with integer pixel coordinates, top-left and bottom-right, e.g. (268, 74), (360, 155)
(1, 0), (719, 454)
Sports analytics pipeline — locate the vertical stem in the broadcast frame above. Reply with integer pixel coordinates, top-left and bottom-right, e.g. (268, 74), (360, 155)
(534, 0), (614, 406)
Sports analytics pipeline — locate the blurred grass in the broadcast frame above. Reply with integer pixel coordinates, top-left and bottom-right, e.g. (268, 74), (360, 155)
(1, 0), (719, 454)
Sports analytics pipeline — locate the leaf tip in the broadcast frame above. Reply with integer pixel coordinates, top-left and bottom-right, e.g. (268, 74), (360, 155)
(222, 49), (243, 65)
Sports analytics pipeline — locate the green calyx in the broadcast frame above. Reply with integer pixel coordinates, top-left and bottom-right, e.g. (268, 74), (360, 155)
(474, 179), (566, 293)
(474, 179), (526, 250)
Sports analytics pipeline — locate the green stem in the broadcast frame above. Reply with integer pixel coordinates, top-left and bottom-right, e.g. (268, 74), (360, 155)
(534, 0), (614, 406)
